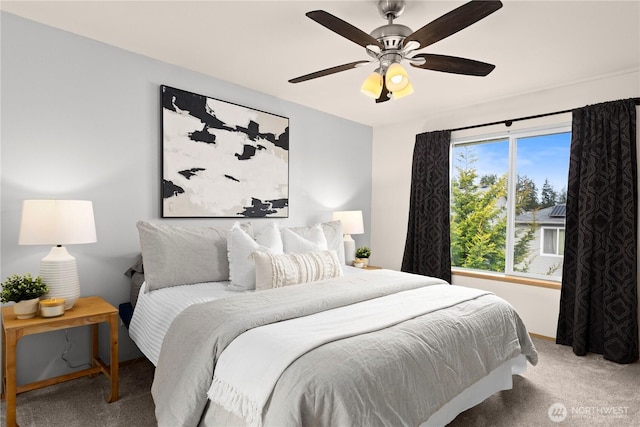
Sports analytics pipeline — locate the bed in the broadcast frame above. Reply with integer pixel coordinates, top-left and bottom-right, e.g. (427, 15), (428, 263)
(127, 220), (537, 427)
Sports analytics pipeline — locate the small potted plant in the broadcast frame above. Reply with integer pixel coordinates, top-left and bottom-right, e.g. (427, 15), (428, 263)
(355, 246), (372, 267)
(1, 273), (49, 319)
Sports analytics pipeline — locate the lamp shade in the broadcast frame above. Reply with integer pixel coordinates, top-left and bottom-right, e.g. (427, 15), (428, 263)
(18, 200), (97, 309)
(385, 63), (410, 92)
(19, 200), (97, 245)
(360, 72), (383, 98)
(392, 80), (414, 100)
(332, 210), (364, 235)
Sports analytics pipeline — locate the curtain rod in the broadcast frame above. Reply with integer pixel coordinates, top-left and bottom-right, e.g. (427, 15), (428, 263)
(449, 97), (640, 133)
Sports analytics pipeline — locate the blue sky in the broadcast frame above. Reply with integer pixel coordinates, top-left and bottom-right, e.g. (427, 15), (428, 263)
(453, 132), (571, 198)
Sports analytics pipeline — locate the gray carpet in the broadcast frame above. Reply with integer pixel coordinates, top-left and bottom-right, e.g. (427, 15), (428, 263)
(1, 337), (638, 426)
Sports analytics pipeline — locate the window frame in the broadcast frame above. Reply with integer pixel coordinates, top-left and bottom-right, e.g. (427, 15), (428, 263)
(450, 123), (571, 283)
(540, 226), (565, 257)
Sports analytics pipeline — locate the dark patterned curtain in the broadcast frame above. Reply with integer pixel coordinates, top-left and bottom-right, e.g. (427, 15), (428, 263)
(402, 130), (452, 283)
(557, 99), (638, 364)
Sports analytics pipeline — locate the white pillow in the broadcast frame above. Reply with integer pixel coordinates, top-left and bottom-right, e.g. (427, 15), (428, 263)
(227, 222), (283, 291)
(254, 250), (343, 290)
(281, 224), (328, 253)
(320, 220), (346, 265)
(286, 221), (345, 264)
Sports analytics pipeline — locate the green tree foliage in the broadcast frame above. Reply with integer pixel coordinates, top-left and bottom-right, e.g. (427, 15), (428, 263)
(451, 148), (540, 273)
(479, 174), (498, 187)
(540, 179), (557, 208)
(516, 175), (538, 211)
(451, 149), (507, 272)
(557, 187), (567, 204)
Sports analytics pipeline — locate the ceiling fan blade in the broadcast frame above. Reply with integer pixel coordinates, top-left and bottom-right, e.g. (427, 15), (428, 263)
(410, 54), (495, 76)
(306, 10), (384, 50)
(405, 0), (503, 49)
(289, 61), (370, 84)
(376, 79), (390, 103)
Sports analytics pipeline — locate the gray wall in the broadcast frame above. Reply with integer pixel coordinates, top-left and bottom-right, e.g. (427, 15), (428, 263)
(1, 12), (373, 385)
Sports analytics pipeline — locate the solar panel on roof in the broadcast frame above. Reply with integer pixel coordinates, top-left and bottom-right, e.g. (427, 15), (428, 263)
(549, 204), (566, 218)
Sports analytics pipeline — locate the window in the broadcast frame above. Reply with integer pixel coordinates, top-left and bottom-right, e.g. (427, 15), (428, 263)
(450, 125), (571, 281)
(541, 227), (565, 256)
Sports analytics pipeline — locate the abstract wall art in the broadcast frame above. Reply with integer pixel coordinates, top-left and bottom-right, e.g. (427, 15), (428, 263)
(161, 85), (289, 218)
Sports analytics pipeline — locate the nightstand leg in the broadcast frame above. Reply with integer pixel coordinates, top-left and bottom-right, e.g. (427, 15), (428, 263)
(5, 330), (18, 427)
(107, 313), (119, 402)
(91, 324), (99, 369)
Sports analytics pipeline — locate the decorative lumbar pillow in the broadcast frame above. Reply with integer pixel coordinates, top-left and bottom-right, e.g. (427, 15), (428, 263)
(281, 224), (328, 253)
(254, 250), (343, 290)
(136, 220), (233, 292)
(227, 222), (283, 291)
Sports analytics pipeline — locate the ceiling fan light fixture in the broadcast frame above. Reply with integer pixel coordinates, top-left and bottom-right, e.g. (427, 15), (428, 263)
(385, 62), (409, 92)
(360, 72), (383, 98)
(391, 80), (414, 100)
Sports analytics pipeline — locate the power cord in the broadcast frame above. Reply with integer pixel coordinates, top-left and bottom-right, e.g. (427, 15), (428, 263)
(61, 329), (92, 369)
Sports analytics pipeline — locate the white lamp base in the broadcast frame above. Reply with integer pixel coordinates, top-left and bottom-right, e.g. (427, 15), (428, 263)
(344, 234), (356, 265)
(39, 246), (80, 310)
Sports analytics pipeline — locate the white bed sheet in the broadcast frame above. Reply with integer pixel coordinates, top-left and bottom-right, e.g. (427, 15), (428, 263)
(129, 280), (244, 365)
(129, 266), (364, 365)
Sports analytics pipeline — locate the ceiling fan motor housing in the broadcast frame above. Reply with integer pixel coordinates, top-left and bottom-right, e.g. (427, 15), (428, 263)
(377, 0), (406, 20)
(370, 24), (412, 50)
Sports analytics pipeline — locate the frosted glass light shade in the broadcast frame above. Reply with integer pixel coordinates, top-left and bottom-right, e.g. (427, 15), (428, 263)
(18, 200), (97, 309)
(385, 63), (410, 92)
(360, 72), (383, 98)
(392, 80), (414, 100)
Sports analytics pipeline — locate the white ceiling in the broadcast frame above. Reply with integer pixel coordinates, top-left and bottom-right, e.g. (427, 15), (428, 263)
(2, 1), (639, 127)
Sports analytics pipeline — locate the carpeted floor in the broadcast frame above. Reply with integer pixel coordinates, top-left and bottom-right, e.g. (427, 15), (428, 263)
(1, 337), (638, 426)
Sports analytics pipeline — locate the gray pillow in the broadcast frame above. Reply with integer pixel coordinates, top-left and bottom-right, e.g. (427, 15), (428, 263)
(136, 220), (232, 292)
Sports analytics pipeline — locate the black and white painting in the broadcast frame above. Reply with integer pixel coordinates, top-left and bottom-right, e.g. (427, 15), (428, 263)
(161, 85), (289, 218)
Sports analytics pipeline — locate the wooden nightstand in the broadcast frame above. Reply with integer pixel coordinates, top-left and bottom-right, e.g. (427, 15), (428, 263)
(363, 265), (382, 270)
(1, 296), (119, 427)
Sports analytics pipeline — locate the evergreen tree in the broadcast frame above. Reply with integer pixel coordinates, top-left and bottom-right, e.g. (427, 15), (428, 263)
(557, 187), (567, 204)
(516, 175), (539, 211)
(479, 174), (498, 187)
(451, 148), (540, 274)
(540, 179), (557, 208)
(450, 149), (507, 272)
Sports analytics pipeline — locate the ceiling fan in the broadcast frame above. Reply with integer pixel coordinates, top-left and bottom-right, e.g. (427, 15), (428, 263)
(288, 0), (503, 103)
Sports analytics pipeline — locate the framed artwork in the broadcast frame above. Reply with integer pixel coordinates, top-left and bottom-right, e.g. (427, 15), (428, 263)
(161, 85), (289, 218)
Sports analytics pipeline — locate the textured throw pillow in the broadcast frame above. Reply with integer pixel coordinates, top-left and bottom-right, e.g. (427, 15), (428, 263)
(254, 250), (343, 290)
(136, 221), (232, 292)
(281, 224), (328, 253)
(227, 222), (283, 291)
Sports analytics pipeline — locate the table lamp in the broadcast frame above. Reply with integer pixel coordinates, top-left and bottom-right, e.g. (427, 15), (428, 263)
(332, 210), (364, 265)
(18, 200), (97, 309)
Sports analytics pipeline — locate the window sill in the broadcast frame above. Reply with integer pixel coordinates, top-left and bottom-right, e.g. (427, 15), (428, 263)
(452, 269), (561, 290)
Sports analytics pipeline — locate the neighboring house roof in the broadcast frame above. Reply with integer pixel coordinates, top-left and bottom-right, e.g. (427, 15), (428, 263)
(515, 204), (566, 226)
